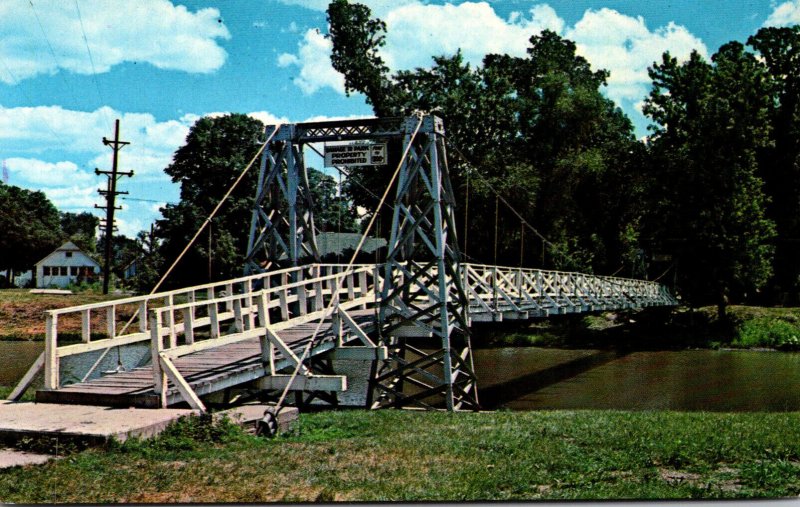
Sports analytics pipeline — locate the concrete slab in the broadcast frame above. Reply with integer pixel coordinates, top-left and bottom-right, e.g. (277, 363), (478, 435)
(0, 448), (54, 469)
(0, 400), (197, 444)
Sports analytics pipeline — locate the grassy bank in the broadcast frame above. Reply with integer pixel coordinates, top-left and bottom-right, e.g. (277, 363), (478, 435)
(0, 410), (797, 502)
(0, 289), (132, 340)
(477, 305), (800, 351)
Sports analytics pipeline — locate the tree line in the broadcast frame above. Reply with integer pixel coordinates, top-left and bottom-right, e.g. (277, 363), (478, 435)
(324, 0), (800, 316)
(1, 1), (797, 318)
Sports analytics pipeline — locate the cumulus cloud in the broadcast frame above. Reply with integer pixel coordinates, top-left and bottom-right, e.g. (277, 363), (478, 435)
(381, 2), (561, 70)
(279, 2), (563, 96)
(5, 158), (92, 186)
(0, 105), (193, 179)
(278, 28), (346, 94)
(278, 1), (707, 124)
(0, 0), (230, 84)
(763, 0), (800, 26)
(565, 8), (708, 106)
(0, 105), (298, 224)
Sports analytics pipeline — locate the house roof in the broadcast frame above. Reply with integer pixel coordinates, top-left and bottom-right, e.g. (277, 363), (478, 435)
(34, 241), (101, 268)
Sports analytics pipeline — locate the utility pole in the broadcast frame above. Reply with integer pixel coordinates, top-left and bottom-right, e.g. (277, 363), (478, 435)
(95, 119), (133, 294)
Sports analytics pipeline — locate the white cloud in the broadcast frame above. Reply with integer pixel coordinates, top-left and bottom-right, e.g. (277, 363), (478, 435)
(5, 158), (92, 187)
(764, 0), (800, 26)
(381, 2), (556, 70)
(0, 105), (193, 180)
(566, 8), (708, 106)
(247, 111), (291, 126)
(278, 28), (346, 94)
(275, 0), (422, 18)
(0, 0), (230, 84)
(280, 2), (563, 95)
(42, 184), (99, 210)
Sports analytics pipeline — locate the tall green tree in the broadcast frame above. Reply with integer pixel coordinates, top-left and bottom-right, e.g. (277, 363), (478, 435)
(60, 211), (99, 254)
(327, 1), (644, 274)
(156, 113), (265, 286)
(0, 183), (62, 273)
(643, 44), (776, 315)
(748, 26), (800, 301)
(156, 114), (359, 287)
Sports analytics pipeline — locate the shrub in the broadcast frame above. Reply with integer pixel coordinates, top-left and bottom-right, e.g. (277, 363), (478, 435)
(734, 318), (800, 350)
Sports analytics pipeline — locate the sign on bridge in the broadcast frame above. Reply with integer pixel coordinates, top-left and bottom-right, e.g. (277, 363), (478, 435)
(324, 142), (387, 167)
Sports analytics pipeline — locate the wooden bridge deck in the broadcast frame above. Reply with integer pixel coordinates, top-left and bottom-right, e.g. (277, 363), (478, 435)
(37, 310), (376, 408)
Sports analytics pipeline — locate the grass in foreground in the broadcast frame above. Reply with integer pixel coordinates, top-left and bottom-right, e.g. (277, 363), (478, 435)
(0, 410), (798, 502)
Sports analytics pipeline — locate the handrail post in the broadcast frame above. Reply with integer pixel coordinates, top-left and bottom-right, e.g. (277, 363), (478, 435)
(492, 266), (498, 311)
(44, 312), (59, 390)
(150, 310), (167, 407)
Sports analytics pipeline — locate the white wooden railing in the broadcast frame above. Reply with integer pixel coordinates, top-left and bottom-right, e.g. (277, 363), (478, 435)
(463, 264), (677, 318)
(9, 264), (380, 398)
(8, 262), (676, 401)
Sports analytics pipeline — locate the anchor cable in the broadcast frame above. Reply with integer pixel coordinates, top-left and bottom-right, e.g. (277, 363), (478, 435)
(114, 124), (282, 338)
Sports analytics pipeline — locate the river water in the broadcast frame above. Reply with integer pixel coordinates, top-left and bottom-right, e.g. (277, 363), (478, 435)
(474, 347), (800, 412)
(2, 341), (799, 411)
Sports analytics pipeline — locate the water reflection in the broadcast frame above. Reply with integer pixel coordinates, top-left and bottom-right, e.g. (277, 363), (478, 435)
(475, 348), (800, 412)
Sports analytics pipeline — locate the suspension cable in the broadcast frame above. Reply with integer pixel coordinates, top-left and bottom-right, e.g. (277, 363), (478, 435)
(446, 140), (580, 268)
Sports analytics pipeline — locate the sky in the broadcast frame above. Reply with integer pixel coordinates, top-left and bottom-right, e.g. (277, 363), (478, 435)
(0, 0), (798, 238)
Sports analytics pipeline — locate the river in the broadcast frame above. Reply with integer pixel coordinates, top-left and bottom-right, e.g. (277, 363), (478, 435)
(2, 341), (799, 411)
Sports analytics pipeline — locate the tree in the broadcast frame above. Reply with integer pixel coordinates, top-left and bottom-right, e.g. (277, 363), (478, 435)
(643, 43), (776, 316)
(156, 113), (265, 286)
(748, 26), (800, 301)
(0, 183), (62, 274)
(327, 1), (644, 274)
(308, 168), (358, 233)
(60, 211), (99, 254)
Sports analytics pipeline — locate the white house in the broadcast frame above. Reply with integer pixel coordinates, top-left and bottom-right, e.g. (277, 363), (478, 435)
(35, 241), (101, 288)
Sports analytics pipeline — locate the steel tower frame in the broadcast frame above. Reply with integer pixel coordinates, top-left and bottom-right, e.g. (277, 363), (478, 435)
(244, 114), (478, 411)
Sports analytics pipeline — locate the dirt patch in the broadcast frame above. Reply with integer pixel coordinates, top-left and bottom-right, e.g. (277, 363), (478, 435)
(659, 468), (701, 485)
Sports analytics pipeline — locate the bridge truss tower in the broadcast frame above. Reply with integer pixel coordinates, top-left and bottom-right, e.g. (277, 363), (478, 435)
(244, 114), (479, 411)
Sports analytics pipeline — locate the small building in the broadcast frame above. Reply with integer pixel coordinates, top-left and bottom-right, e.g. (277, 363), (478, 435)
(35, 241), (101, 288)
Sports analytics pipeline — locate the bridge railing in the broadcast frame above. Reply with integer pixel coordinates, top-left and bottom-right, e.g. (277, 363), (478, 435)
(148, 263), (380, 361)
(14, 263), (380, 396)
(461, 263), (677, 317)
(147, 264), (382, 408)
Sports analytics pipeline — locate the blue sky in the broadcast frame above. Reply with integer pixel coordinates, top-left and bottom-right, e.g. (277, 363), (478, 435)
(1, 0), (798, 238)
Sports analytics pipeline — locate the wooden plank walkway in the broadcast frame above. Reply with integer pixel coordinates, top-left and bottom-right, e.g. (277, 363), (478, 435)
(36, 310), (376, 408)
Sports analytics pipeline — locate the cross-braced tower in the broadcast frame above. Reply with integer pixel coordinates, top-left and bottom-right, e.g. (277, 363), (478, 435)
(370, 115), (478, 411)
(244, 114), (479, 411)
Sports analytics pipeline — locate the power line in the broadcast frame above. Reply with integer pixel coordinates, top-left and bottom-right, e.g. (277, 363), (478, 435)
(74, 0), (112, 131)
(28, 0), (81, 109)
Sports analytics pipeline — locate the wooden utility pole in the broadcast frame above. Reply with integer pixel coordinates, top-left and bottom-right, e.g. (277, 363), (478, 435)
(95, 119), (133, 294)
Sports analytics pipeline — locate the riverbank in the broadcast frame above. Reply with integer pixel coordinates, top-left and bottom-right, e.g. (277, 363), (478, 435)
(476, 305), (800, 351)
(0, 409), (797, 502)
(0, 289), (124, 340)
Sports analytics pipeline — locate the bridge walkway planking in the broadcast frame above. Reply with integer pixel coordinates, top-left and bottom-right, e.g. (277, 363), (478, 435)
(36, 310), (377, 408)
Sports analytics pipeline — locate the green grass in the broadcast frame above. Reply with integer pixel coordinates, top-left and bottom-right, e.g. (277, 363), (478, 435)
(0, 410), (798, 502)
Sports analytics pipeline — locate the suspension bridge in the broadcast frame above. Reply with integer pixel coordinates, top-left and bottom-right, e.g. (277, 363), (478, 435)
(7, 114), (677, 412)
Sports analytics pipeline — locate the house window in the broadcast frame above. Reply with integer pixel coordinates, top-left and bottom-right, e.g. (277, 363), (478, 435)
(65, 252), (73, 258)
(71, 266), (79, 276)
(59, 266), (68, 276)
(43, 267), (51, 276)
